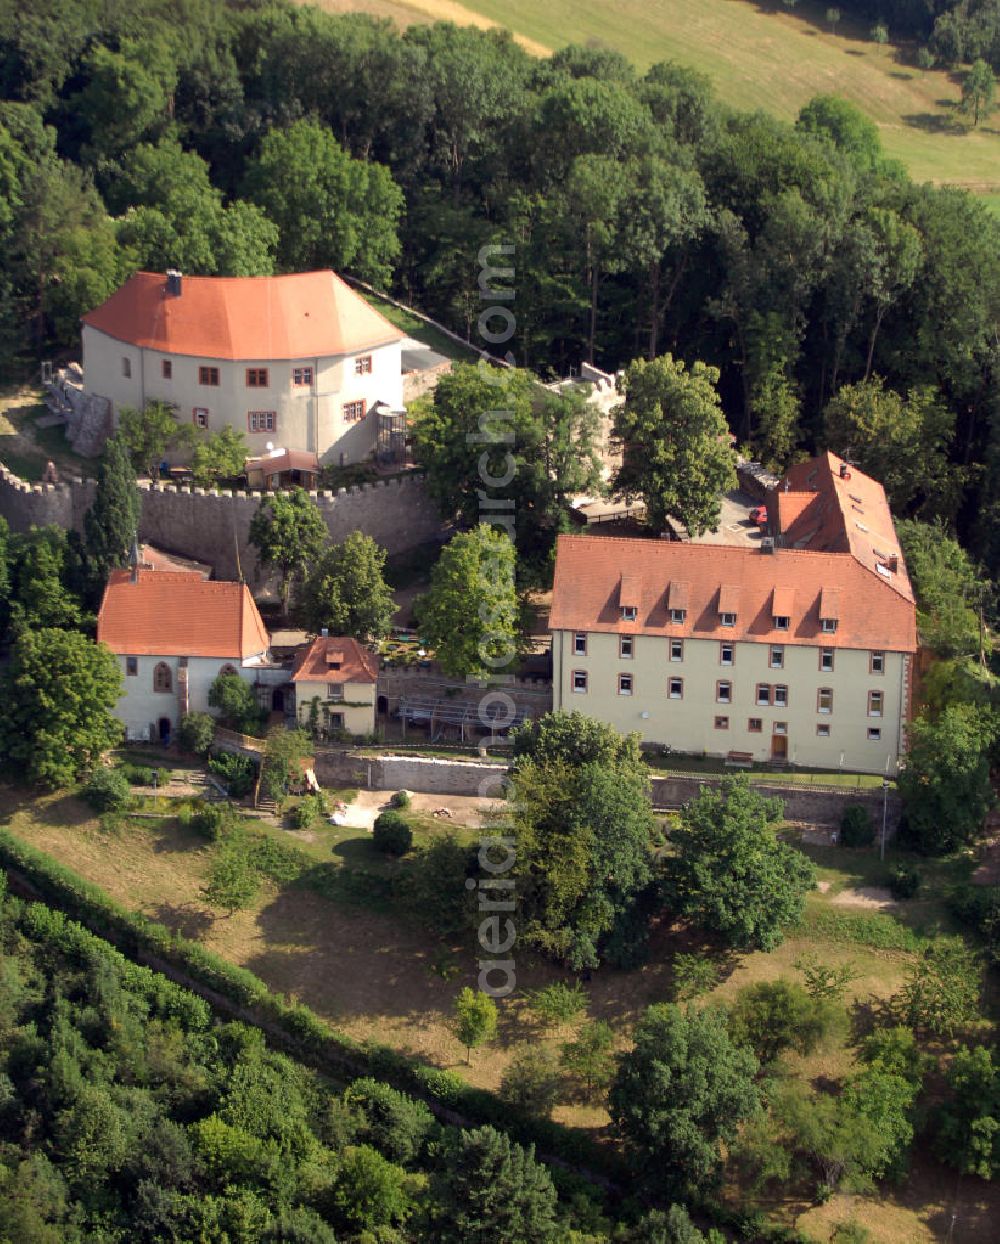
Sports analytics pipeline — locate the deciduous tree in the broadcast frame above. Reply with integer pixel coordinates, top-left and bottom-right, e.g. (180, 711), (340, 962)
(297, 531), (395, 641)
(116, 403), (193, 480)
(961, 58), (996, 127)
(666, 776), (815, 951)
(898, 703), (997, 854)
(0, 628), (122, 787)
(609, 1003), (760, 1198)
(453, 988), (498, 1063)
(243, 119), (402, 284)
(611, 354), (736, 536)
(416, 526), (520, 680)
(249, 488), (328, 614)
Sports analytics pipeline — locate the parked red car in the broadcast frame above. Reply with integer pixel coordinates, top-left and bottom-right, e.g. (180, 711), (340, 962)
(750, 505), (768, 527)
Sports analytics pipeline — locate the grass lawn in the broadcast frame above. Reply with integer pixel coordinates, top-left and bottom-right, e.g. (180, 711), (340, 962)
(317, 0), (1000, 194)
(3, 781), (997, 1237)
(0, 388), (94, 482)
(359, 288), (482, 363)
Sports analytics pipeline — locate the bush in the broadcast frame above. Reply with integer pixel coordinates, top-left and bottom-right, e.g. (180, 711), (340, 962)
(730, 978), (839, 1064)
(189, 801), (227, 842)
(373, 810), (413, 857)
(672, 952), (722, 1001)
(343, 1078), (436, 1165)
(118, 761), (155, 786)
(178, 711), (215, 756)
(391, 789), (412, 810)
(888, 862), (922, 900)
(83, 767), (133, 814)
(499, 1046), (563, 1119)
(840, 804), (875, 848)
(208, 751), (256, 798)
(947, 884), (1000, 965)
(289, 793), (328, 830)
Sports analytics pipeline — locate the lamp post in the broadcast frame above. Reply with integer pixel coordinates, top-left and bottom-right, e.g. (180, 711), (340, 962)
(880, 760), (890, 861)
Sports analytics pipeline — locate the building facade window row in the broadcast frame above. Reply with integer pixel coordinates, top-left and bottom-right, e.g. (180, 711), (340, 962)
(570, 667), (886, 716)
(570, 632), (885, 673)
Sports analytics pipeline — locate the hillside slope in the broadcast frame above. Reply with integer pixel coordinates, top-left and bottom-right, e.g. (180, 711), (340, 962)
(313, 0), (1000, 192)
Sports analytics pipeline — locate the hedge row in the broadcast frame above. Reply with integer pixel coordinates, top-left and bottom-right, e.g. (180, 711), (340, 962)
(0, 828), (621, 1182)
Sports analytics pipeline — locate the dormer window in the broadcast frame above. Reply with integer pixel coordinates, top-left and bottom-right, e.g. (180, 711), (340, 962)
(718, 585), (739, 628)
(618, 573), (640, 623)
(667, 581), (690, 628)
(819, 587), (839, 635)
(771, 586), (794, 633)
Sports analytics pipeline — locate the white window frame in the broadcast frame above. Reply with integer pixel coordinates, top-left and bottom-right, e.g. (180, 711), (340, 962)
(572, 670), (588, 694)
(619, 635), (634, 659)
(618, 673), (633, 697)
(669, 639), (684, 662)
(573, 632), (587, 656)
(720, 642), (734, 667)
(668, 677), (684, 700)
(770, 645), (784, 669)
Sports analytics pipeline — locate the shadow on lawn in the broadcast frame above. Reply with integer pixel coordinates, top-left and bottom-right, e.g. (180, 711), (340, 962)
(903, 111), (966, 134)
(148, 901), (213, 941)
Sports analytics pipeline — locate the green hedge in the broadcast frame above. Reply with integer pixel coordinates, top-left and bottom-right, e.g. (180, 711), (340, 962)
(0, 828), (619, 1181)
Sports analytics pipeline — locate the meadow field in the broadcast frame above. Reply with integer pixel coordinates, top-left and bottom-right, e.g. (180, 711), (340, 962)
(4, 779), (998, 1241)
(312, 0), (1000, 193)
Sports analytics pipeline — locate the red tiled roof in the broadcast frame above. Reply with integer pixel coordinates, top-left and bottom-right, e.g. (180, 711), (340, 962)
(97, 570), (269, 658)
(82, 270), (404, 361)
(549, 534), (917, 652)
(718, 583), (740, 615)
(290, 636), (378, 684)
(774, 452), (912, 603)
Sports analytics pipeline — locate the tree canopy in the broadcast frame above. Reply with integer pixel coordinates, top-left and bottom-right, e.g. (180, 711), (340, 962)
(609, 1002), (760, 1199)
(297, 530), (395, 641)
(416, 525), (521, 679)
(611, 354), (737, 536)
(0, 627), (122, 787)
(665, 776), (816, 951)
(249, 488), (328, 614)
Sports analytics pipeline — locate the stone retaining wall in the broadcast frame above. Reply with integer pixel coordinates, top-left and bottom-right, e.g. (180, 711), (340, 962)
(649, 773), (900, 830)
(0, 463), (443, 580)
(312, 749), (898, 828)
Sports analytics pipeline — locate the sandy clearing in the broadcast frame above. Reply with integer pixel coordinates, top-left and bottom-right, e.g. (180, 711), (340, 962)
(830, 884), (896, 910)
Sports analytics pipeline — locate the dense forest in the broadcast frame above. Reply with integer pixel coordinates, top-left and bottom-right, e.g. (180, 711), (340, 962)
(0, 873), (610, 1242)
(2, 0), (1000, 576)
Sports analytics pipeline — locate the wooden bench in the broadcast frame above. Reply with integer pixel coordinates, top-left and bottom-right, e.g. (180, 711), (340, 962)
(725, 750), (754, 769)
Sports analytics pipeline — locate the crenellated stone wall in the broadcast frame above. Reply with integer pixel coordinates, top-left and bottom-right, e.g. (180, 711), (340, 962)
(0, 463), (443, 580)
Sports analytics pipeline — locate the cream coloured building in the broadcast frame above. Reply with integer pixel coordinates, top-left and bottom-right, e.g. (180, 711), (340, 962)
(291, 635), (378, 738)
(549, 454), (918, 775)
(81, 269), (404, 466)
(96, 566), (274, 743)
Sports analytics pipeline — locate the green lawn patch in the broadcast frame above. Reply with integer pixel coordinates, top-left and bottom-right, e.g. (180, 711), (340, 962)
(359, 289), (482, 362)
